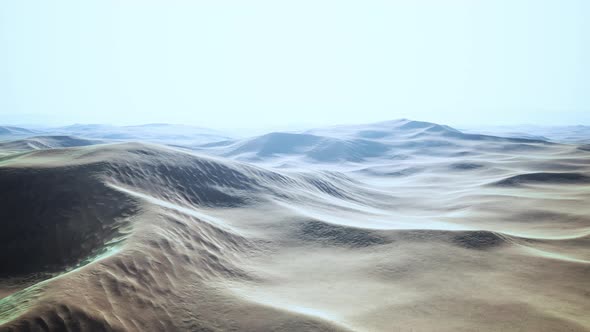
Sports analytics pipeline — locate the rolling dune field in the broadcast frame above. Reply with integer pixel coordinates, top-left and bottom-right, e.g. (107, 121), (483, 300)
(0, 120), (589, 331)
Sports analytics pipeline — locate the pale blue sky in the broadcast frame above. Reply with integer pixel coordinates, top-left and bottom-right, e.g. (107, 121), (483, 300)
(1, 1), (588, 128)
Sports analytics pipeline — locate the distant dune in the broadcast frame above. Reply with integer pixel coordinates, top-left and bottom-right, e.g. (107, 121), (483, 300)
(49, 124), (233, 145)
(0, 124), (232, 146)
(191, 119), (557, 165)
(0, 136), (103, 155)
(1, 120), (589, 331)
(463, 124), (590, 144)
(0, 126), (38, 138)
(214, 132), (391, 162)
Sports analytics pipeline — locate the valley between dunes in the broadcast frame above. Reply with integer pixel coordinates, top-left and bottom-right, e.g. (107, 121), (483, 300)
(0, 120), (589, 331)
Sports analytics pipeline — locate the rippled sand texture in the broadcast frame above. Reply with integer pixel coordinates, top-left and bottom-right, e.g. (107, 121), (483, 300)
(1, 120), (589, 331)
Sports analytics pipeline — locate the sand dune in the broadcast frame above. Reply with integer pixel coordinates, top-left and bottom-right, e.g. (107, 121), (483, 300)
(464, 124), (590, 144)
(0, 120), (589, 331)
(0, 127), (37, 137)
(192, 132), (390, 162)
(0, 136), (104, 155)
(192, 119), (557, 166)
(494, 172), (590, 186)
(0, 124), (232, 148)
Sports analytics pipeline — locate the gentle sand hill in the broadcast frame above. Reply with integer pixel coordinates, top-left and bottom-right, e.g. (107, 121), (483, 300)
(0, 122), (589, 331)
(0, 136), (104, 156)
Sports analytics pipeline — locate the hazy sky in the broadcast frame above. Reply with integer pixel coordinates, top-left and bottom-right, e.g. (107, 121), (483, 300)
(1, 1), (588, 128)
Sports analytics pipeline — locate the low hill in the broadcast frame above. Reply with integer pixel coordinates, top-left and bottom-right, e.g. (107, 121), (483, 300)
(0, 136), (103, 154)
(190, 119), (554, 165)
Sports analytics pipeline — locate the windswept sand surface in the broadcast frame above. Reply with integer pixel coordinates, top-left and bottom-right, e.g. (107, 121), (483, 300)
(0, 120), (589, 331)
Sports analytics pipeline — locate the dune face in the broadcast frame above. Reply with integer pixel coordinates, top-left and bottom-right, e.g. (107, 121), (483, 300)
(0, 165), (136, 276)
(1, 120), (589, 331)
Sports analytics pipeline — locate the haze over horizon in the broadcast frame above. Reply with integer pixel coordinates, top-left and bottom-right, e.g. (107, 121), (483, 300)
(1, 0), (589, 128)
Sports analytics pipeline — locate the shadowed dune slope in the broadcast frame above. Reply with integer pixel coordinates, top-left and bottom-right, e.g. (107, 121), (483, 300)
(494, 172), (590, 186)
(0, 164), (137, 276)
(0, 143), (365, 331)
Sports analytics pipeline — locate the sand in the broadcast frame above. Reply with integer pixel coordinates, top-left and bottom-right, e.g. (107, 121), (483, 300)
(0, 120), (589, 331)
